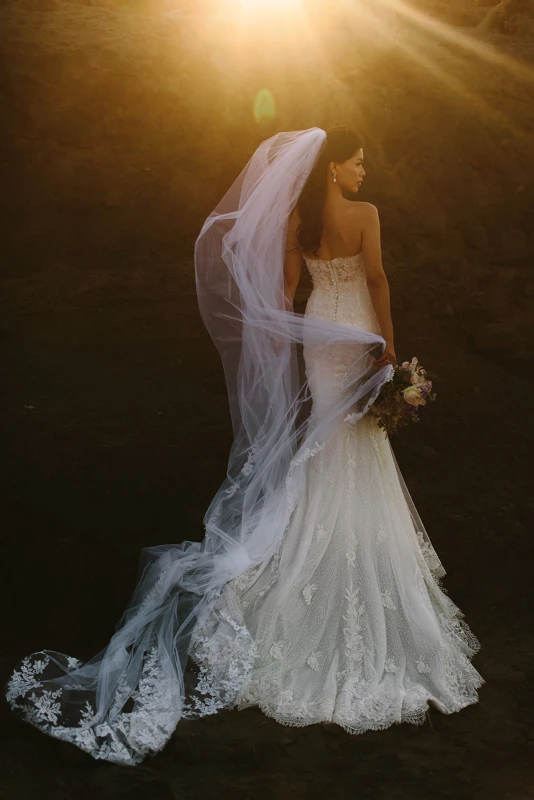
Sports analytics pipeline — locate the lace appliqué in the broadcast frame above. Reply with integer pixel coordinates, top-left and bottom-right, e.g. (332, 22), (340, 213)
(415, 529), (446, 579)
(286, 440), (326, 511)
(306, 651), (323, 671)
(316, 523), (329, 542)
(381, 588), (397, 611)
(229, 551), (281, 612)
(211, 560), (484, 735)
(240, 439), (262, 477)
(204, 437), (263, 535)
(376, 523), (388, 543)
(415, 656), (431, 674)
(302, 584), (318, 605)
(6, 647), (181, 766)
(184, 586), (259, 719)
(336, 586), (366, 681)
(269, 640), (286, 660)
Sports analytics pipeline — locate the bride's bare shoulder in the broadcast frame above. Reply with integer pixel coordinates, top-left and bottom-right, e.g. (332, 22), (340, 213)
(349, 202), (380, 230)
(350, 201), (378, 215)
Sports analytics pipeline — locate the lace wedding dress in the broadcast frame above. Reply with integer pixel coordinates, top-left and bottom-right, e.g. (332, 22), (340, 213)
(184, 252), (485, 732)
(6, 123), (485, 763)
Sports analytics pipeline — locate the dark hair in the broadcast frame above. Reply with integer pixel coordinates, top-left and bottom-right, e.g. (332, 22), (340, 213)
(295, 126), (365, 257)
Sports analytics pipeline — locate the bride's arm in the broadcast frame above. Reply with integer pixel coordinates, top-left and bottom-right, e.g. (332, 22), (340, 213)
(361, 204), (395, 345)
(283, 208), (303, 307)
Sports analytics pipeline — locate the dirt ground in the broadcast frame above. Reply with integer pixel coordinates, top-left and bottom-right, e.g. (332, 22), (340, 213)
(1, 255), (533, 799)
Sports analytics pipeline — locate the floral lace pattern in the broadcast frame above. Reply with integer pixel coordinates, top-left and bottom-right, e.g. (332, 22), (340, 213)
(303, 254), (381, 332)
(304, 253), (367, 289)
(183, 409), (485, 735)
(5, 253), (485, 760)
(6, 646), (182, 765)
(285, 440), (326, 511)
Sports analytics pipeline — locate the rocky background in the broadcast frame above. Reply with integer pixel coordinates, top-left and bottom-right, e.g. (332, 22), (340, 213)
(1, 1), (533, 798)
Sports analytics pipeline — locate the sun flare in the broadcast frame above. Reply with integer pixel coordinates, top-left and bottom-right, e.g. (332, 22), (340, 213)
(239, 0), (302, 9)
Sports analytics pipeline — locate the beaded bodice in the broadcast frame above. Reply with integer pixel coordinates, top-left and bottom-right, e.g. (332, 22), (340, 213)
(302, 253), (381, 335)
(303, 253), (367, 289)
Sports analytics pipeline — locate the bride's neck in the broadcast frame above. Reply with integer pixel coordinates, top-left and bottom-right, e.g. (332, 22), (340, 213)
(323, 183), (358, 214)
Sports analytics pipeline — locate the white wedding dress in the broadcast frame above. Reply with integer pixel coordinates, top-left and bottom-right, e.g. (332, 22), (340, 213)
(184, 253), (485, 732)
(6, 251), (485, 763)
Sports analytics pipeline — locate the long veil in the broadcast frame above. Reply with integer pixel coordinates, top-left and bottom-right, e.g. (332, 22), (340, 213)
(6, 127), (394, 764)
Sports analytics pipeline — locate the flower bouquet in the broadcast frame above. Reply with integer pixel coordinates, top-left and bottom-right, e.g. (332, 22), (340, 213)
(369, 357), (437, 438)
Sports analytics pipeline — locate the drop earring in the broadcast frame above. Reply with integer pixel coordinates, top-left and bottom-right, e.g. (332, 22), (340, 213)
(333, 173), (337, 183)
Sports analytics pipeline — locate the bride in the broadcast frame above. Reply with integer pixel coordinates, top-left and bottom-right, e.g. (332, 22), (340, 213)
(6, 126), (485, 765)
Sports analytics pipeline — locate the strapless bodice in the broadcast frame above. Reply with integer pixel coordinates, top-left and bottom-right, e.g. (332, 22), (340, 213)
(301, 252), (381, 335)
(302, 253), (366, 291)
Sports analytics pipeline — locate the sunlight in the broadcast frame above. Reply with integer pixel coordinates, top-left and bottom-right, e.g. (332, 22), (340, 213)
(164, 0), (534, 138)
(374, 0), (534, 144)
(379, 0), (534, 87)
(239, 0), (301, 9)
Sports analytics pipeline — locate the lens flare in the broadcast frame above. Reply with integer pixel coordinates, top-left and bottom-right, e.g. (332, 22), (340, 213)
(253, 89), (276, 124)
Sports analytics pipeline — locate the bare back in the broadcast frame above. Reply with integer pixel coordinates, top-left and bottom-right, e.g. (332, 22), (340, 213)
(285, 200), (386, 292)
(300, 202), (368, 261)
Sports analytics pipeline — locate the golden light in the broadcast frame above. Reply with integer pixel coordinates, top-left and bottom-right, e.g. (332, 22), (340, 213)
(170, 0), (534, 139)
(178, 0), (401, 129)
(377, 0), (534, 140)
(239, 0), (302, 10)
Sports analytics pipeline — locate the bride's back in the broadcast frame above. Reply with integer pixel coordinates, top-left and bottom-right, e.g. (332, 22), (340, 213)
(301, 201), (371, 261)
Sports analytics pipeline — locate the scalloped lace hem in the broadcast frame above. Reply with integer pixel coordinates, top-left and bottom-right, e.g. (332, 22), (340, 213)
(236, 674), (486, 735)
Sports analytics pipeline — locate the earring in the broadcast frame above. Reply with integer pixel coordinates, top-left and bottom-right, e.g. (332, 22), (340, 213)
(333, 173), (337, 183)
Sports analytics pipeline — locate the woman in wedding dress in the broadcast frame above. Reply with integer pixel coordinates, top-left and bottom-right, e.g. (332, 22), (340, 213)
(6, 126), (484, 765)
(185, 127), (485, 732)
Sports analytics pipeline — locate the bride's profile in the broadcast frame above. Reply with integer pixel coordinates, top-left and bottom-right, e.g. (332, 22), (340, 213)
(6, 125), (485, 765)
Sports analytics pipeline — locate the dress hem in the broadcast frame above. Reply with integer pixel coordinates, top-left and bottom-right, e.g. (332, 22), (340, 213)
(235, 669), (486, 735)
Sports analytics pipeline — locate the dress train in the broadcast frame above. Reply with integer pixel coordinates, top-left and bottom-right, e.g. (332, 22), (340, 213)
(183, 253), (485, 732)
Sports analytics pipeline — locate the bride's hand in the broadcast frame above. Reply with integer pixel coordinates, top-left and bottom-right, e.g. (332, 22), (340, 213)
(373, 341), (396, 368)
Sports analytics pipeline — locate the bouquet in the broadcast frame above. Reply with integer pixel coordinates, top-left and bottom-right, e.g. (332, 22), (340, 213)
(368, 356), (437, 438)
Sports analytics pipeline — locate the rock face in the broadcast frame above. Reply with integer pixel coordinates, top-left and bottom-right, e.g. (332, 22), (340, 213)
(1, 0), (533, 369)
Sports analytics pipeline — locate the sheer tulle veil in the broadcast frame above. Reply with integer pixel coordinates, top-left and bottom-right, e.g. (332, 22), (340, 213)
(6, 127), (394, 764)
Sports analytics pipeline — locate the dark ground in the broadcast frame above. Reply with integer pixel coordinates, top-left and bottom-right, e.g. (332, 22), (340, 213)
(1, 256), (533, 800)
